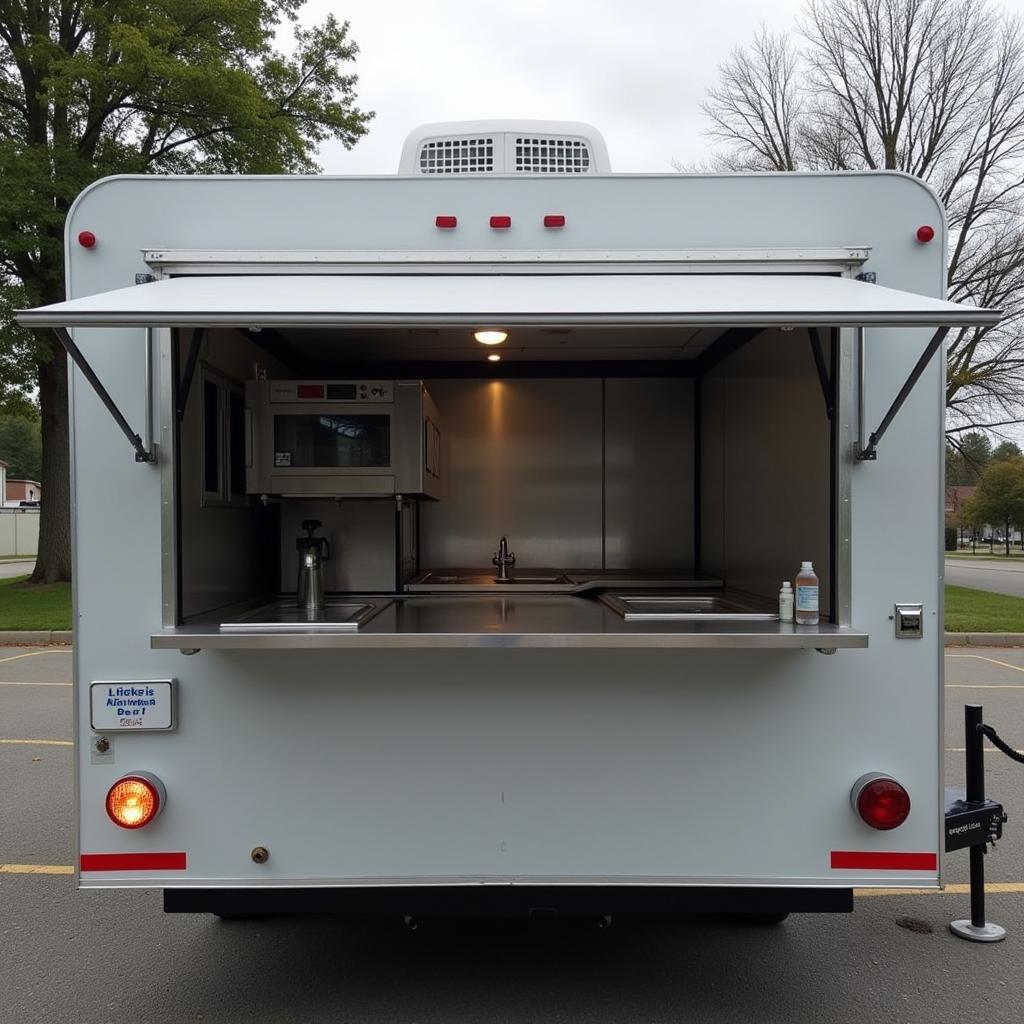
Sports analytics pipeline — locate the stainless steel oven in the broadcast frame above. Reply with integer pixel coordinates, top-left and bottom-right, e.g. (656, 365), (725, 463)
(246, 379), (442, 499)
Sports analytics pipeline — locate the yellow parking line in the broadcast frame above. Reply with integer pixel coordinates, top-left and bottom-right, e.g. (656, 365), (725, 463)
(0, 738), (73, 746)
(946, 654), (1024, 674)
(857, 883), (1024, 896)
(0, 681), (72, 687)
(0, 864), (74, 875)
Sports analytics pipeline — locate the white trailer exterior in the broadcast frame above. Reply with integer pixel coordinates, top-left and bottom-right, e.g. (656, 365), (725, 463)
(20, 122), (999, 919)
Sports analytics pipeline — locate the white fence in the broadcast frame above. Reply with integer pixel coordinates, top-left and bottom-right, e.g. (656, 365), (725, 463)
(0, 508), (39, 557)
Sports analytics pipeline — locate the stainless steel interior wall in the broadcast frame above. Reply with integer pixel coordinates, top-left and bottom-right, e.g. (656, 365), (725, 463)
(179, 329), (286, 619)
(419, 379), (605, 569)
(280, 499), (398, 593)
(605, 378), (694, 569)
(700, 330), (831, 610)
(419, 377), (694, 571)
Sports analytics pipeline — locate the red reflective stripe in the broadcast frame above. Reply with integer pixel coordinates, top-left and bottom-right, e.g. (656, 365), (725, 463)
(830, 851), (937, 871)
(81, 852), (187, 871)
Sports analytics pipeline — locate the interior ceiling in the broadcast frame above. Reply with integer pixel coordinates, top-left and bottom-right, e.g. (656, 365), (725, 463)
(257, 324), (732, 364)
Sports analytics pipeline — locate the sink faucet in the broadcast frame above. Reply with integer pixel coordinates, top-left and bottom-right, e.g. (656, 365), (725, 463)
(492, 536), (516, 581)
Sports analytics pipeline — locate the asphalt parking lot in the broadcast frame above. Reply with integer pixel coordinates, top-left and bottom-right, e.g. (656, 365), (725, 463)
(946, 558), (1024, 599)
(2, 646), (1024, 1024)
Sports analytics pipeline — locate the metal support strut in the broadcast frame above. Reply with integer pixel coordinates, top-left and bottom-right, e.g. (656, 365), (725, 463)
(808, 327), (833, 419)
(950, 704), (1006, 942)
(54, 327), (156, 464)
(856, 325), (949, 461)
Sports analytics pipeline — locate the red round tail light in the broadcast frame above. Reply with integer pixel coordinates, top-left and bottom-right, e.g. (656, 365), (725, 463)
(851, 773), (911, 830)
(105, 772), (165, 829)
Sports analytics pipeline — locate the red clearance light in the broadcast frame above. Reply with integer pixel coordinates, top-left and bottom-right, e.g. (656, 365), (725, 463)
(435, 215), (457, 229)
(490, 215), (512, 229)
(78, 230), (97, 248)
(916, 225), (935, 243)
(105, 772), (165, 829)
(852, 773), (911, 830)
(543, 215), (566, 228)
(297, 384), (325, 399)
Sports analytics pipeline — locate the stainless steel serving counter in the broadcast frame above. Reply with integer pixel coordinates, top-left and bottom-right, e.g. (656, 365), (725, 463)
(152, 593), (868, 651)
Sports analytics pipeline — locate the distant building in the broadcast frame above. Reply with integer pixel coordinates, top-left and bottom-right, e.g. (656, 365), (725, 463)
(944, 485), (976, 529)
(4, 478), (41, 506)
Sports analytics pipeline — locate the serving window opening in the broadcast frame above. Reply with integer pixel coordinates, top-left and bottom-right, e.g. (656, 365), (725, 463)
(167, 318), (846, 647)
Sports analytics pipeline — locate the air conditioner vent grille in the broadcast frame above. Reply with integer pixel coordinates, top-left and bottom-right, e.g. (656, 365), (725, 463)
(515, 137), (590, 173)
(418, 137), (495, 174)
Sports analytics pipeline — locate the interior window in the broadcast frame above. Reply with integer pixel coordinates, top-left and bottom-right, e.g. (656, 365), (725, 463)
(203, 379), (220, 495)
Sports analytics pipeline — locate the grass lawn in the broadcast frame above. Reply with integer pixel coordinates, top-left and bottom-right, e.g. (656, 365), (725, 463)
(0, 574), (71, 631)
(0, 554), (36, 561)
(945, 585), (1024, 633)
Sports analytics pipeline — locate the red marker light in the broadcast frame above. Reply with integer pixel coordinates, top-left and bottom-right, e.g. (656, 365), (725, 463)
(916, 225), (935, 243)
(435, 215), (457, 229)
(543, 215), (566, 228)
(78, 231), (97, 248)
(490, 215), (512, 229)
(852, 774), (911, 830)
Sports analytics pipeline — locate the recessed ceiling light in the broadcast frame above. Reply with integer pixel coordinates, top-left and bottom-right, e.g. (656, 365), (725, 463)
(487, 353), (501, 362)
(474, 329), (508, 345)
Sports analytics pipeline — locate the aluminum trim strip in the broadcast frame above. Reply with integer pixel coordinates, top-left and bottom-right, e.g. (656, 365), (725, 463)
(77, 872), (936, 889)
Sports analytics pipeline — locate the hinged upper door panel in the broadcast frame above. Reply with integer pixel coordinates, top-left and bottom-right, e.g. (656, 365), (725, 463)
(17, 273), (1000, 329)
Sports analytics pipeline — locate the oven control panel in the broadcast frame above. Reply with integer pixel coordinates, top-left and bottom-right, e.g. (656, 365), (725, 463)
(268, 380), (395, 403)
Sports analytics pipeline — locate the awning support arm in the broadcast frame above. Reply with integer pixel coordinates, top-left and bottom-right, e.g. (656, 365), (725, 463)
(177, 328), (205, 420)
(808, 327), (833, 419)
(54, 327), (156, 464)
(856, 325), (950, 462)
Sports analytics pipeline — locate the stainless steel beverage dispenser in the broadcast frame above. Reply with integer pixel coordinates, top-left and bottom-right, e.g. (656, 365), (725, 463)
(296, 519), (331, 613)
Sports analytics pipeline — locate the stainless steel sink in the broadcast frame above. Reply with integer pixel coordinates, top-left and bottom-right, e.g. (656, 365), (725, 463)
(219, 601), (388, 633)
(406, 571), (574, 592)
(600, 593), (777, 621)
(493, 574), (571, 585)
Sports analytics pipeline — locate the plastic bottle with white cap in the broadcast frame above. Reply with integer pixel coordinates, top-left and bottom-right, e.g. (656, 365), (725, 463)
(795, 561), (819, 625)
(779, 581), (794, 623)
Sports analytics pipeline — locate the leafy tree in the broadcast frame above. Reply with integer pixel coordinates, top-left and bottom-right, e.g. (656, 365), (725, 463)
(992, 440), (1023, 462)
(702, 0), (1024, 439)
(0, 2), (372, 582)
(0, 280), (40, 417)
(963, 457), (1024, 556)
(0, 411), (42, 481)
(946, 430), (993, 484)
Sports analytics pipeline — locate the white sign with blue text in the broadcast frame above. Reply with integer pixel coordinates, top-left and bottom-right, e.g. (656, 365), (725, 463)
(90, 680), (175, 731)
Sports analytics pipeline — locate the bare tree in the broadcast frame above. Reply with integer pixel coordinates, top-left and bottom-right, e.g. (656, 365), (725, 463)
(701, 0), (1024, 435)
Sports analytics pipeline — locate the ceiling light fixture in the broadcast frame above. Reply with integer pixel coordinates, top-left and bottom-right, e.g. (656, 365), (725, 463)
(487, 353), (501, 362)
(474, 329), (508, 346)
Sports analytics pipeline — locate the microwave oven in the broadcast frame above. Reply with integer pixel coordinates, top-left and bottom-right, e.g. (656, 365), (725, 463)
(245, 379), (442, 499)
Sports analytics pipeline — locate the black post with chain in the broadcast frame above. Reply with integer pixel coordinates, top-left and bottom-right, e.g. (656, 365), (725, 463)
(948, 705), (1016, 943)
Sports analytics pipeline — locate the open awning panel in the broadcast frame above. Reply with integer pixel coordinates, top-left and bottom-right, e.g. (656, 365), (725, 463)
(17, 272), (1000, 329)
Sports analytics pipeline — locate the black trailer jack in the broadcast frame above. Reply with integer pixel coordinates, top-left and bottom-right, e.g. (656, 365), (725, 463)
(946, 704), (1017, 942)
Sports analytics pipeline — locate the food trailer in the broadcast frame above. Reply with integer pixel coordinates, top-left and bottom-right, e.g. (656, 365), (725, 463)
(18, 121), (1000, 920)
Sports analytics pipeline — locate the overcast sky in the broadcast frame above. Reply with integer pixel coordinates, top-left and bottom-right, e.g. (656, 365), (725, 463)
(309, 0), (1024, 175)
(309, 0), (810, 174)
